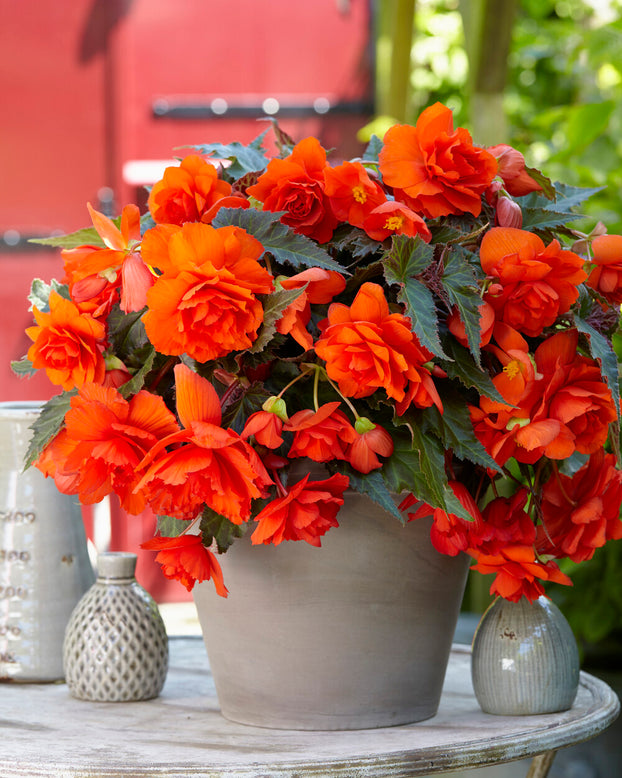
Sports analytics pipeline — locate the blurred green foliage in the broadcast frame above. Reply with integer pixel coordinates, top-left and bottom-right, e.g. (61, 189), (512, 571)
(373, 0), (622, 232)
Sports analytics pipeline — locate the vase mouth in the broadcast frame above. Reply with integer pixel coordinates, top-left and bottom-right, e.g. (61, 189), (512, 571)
(0, 400), (47, 418)
(96, 552), (138, 580)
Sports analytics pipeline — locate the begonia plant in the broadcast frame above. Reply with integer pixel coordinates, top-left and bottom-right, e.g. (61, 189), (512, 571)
(15, 103), (622, 602)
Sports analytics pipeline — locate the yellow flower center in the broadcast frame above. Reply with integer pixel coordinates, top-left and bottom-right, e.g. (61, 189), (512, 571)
(503, 360), (521, 380)
(352, 185), (367, 204)
(384, 215), (404, 232)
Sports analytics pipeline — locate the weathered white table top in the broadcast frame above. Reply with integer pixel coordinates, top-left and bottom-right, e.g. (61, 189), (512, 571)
(0, 638), (618, 777)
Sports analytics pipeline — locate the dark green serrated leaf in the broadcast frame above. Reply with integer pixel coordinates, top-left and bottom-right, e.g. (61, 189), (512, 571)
(382, 235), (447, 359)
(24, 392), (77, 468)
(191, 130), (270, 179)
(442, 247), (484, 367)
(221, 382), (271, 434)
(575, 315), (621, 420)
(330, 224), (383, 261)
(336, 466), (404, 522)
(212, 207), (347, 274)
(200, 507), (247, 554)
(524, 166), (555, 199)
(29, 226), (105, 250)
(10, 358), (37, 379)
(442, 337), (505, 403)
(250, 285), (308, 355)
(381, 426), (471, 519)
(106, 306), (150, 359)
(362, 135), (383, 163)
(28, 278), (70, 312)
(155, 514), (189, 537)
(520, 207), (582, 231)
(117, 347), (156, 399)
(427, 391), (501, 473)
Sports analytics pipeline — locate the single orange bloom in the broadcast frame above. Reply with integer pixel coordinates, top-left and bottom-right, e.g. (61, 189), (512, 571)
(379, 102), (497, 219)
(135, 365), (273, 523)
(251, 473), (349, 547)
(345, 420), (394, 474)
(362, 200), (432, 243)
(35, 382), (180, 514)
(487, 144), (541, 197)
(62, 203), (153, 314)
(26, 290), (107, 391)
(141, 534), (228, 596)
(276, 267), (346, 350)
(537, 450), (622, 563)
(284, 402), (357, 462)
(315, 282), (436, 404)
(246, 137), (338, 243)
(148, 155), (233, 225)
(323, 160), (386, 227)
(241, 410), (285, 449)
(141, 223), (274, 361)
(586, 234), (622, 304)
(481, 227), (587, 337)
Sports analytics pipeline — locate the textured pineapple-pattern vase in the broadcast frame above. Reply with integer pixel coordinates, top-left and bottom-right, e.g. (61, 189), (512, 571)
(471, 595), (580, 715)
(0, 401), (95, 682)
(63, 552), (168, 701)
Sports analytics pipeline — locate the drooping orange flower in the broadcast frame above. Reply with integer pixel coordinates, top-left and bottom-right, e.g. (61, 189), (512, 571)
(467, 489), (572, 603)
(62, 203), (154, 315)
(378, 102), (497, 218)
(481, 227), (587, 337)
(345, 419), (394, 474)
(323, 160), (386, 227)
(246, 137), (339, 243)
(533, 329), (617, 456)
(361, 200), (432, 243)
(148, 155), (235, 225)
(486, 144), (542, 197)
(586, 234), (622, 304)
(276, 267), (346, 350)
(141, 534), (228, 596)
(315, 282), (439, 409)
(537, 451), (622, 564)
(26, 290), (107, 390)
(241, 410), (285, 449)
(135, 364), (272, 523)
(284, 402), (357, 462)
(35, 382), (180, 514)
(141, 223), (274, 361)
(401, 481), (487, 557)
(251, 473), (349, 547)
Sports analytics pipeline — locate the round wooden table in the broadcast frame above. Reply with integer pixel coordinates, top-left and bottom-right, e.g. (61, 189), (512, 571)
(0, 637), (618, 777)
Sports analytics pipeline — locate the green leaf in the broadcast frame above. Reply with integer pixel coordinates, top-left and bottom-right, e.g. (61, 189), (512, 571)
(200, 507), (247, 554)
(362, 134), (383, 163)
(221, 382), (271, 434)
(28, 278), (70, 312)
(106, 305), (150, 362)
(427, 390), (501, 473)
(117, 347), (156, 399)
(334, 466), (404, 522)
(520, 207), (583, 231)
(155, 514), (189, 537)
(24, 392), (76, 468)
(381, 426), (471, 519)
(383, 235), (447, 359)
(190, 129), (270, 179)
(575, 315), (621, 420)
(250, 285), (308, 354)
(212, 207), (347, 274)
(29, 226), (105, 250)
(442, 337), (505, 404)
(441, 247), (484, 367)
(10, 357), (37, 379)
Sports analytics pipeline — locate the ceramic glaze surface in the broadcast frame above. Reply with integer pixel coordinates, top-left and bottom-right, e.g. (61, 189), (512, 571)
(471, 595), (580, 715)
(0, 402), (95, 682)
(194, 488), (470, 730)
(63, 552), (168, 702)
